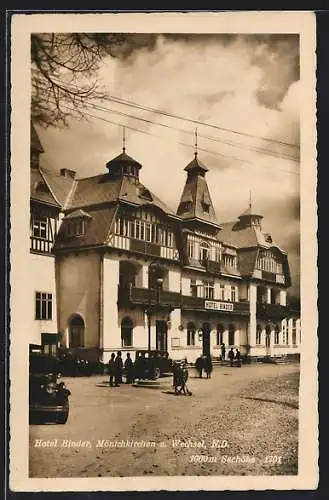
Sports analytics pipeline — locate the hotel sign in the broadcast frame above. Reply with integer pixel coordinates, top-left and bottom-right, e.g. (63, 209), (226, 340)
(204, 301), (234, 312)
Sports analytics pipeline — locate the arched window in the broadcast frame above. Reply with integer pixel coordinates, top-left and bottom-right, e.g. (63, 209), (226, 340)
(228, 324), (235, 346)
(199, 241), (210, 262)
(69, 315), (85, 348)
(121, 317), (133, 347)
(274, 325), (280, 345)
(216, 323), (225, 346)
(187, 322), (196, 346)
(256, 324), (262, 345)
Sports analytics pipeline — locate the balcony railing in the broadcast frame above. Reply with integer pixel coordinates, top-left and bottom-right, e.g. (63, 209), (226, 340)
(118, 286), (181, 309)
(118, 286), (250, 315)
(30, 237), (53, 254)
(256, 302), (287, 319)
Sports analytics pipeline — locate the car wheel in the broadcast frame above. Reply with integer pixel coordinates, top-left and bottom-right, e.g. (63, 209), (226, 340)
(57, 402), (69, 424)
(153, 367), (161, 380)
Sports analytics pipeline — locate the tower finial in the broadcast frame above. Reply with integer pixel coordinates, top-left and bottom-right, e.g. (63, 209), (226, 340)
(122, 126), (126, 153)
(249, 190), (252, 210)
(194, 127), (198, 158)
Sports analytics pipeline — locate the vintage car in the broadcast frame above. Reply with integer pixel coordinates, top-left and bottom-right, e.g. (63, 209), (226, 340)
(56, 347), (95, 376)
(133, 350), (173, 380)
(29, 352), (71, 424)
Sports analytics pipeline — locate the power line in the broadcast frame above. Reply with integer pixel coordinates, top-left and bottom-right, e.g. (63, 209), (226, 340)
(49, 77), (300, 150)
(45, 96), (299, 176)
(83, 99), (300, 163)
(37, 79), (299, 162)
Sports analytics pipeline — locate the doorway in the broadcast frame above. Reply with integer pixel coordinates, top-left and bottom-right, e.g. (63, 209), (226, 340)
(156, 320), (168, 352)
(69, 314), (85, 348)
(202, 322), (211, 356)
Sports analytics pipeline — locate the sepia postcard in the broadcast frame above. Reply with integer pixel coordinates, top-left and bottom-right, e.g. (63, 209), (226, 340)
(9, 11), (318, 492)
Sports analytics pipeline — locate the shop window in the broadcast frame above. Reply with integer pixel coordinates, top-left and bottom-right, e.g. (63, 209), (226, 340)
(187, 322), (196, 346)
(121, 317), (133, 347)
(274, 325), (280, 345)
(292, 319), (297, 345)
(216, 324), (225, 346)
(228, 324), (235, 346)
(256, 324), (262, 345)
(35, 292), (52, 320)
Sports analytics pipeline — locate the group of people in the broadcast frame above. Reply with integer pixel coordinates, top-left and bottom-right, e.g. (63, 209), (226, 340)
(195, 355), (213, 379)
(107, 351), (134, 387)
(219, 343), (241, 366)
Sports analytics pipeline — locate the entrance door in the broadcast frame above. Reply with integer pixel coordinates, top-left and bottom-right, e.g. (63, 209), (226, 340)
(69, 315), (85, 348)
(202, 322), (211, 356)
(156, 320), (168, 352)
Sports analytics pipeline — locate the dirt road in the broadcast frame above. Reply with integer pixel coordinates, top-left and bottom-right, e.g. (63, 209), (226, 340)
(29, 363), (299, 477)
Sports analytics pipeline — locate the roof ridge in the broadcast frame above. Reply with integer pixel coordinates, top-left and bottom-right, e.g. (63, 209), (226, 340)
(38, 169), (61, 207)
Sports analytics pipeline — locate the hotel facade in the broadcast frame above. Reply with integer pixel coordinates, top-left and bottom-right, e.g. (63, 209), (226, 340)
(29, 125), (301, 363)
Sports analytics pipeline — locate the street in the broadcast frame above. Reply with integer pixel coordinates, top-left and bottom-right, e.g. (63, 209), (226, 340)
(29, 363), (299, 477)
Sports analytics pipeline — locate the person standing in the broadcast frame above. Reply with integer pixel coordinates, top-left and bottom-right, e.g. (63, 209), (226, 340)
(195, 355), (203, 378)
(235, 348), (241, 367)
(114, 351), (123, 387)
(221, 342), (226, 361)
(124, 353), (134, 384)
(108, 353), (115, 387)
(205, 355), (213, 379)
(228, 347), (235, 367)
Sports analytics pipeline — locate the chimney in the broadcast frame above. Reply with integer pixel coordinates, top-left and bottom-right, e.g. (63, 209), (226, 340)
(60, 168), (76, 179)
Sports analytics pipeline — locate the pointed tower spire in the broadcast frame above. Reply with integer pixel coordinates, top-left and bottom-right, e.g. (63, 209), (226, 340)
(122, 126), (126, 153)
(194, 127), (198, 158)
(238, 192), (263, 229)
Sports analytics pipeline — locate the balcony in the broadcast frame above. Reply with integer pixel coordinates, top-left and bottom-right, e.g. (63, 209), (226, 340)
(30, 236), (53, 254)
(256, 302), (288, 320)
(202, 259), (222, 275)
(118, 286), (181, 309)
(130, 239), (161, 257)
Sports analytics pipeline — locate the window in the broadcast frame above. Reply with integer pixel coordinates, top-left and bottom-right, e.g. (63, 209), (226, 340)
(121, 317), (133, 347)
(256, 324), (262, 344)
(230, 286), (237, 302)
(33, 216), (48, 239)
(35, 292), (52, 320)
(199, 242), (210, 262)
(228, 324), (235, 346)
(201, 202), (210, 213)
(292, 319), (297, 345)
(187, 322), (196, 346)
(203, 281), (214, 300)
(219, 284), (225, 301)
(274, 325), (280, 345)
(282, 322), (287, 344)
(187, 240), (194, 258)
(190, 279), (198, 297)
(67, 219), (85, 237)
(216, 324), (225, 345)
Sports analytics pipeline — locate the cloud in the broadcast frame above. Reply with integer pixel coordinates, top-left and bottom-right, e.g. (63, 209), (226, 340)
(37, 33), (300, 296)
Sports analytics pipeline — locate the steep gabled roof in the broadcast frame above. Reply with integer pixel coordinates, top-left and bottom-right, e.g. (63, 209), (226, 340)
(40, 167), (76, 208)
(30, 168), (60, 208)
(54, 206), (118, 250)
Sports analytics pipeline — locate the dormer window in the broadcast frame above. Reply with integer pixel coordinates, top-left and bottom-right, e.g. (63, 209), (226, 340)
(67, 219), (85, 237)
(138, 187), (153, 201)
(201, 201), (210, 213)
(34, 180), (48, 193)
(179, 201), (192, 214)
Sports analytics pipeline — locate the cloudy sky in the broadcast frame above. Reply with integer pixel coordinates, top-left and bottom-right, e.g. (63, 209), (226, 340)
(35, 33), (300, 297)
